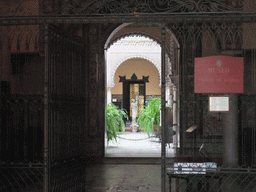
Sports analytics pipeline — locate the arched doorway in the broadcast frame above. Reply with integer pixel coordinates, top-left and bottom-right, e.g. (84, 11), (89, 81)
(104, 23), (180, 158)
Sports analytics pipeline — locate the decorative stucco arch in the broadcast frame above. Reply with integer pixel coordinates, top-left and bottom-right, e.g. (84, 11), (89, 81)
(106, 34), (162, 88)
(106, 32), (161, 50)
(105, 23), (180, 89)
(108, 55), (161, 89)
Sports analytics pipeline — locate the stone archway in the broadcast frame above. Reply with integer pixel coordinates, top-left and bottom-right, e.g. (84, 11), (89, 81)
(104, 23), (180, 105)
(106, 35), (162, 104)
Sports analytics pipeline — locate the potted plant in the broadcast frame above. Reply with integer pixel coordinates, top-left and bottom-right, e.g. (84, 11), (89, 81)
(105, 103), (128, 142)
(137, 97), (161, 136)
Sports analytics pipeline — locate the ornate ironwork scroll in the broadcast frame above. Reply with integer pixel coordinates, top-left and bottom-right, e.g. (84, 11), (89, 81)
(0, 0), (255, 17)
(41, 0), (252, 15)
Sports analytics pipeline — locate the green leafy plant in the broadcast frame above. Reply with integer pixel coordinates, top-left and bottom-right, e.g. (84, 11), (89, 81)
(105, 103), (128, 142)
(137, 97), (161, 136)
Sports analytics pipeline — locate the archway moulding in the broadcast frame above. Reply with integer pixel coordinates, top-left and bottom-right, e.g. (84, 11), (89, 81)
(104, 22), (179, 51)
(106, 32), (161, 50)
(105, 22), (179, 98)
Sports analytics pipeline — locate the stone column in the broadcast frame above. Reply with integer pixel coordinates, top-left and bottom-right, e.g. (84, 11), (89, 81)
(222, 94), (239, 167)
(170, 74), (180, 152)
(106, 86), (113, 104)
(166, 79), (171, 106)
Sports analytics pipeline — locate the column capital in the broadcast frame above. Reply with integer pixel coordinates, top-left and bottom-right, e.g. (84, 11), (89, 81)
(169, 74), (179, 88)
(106, 84), (115, 91)
(165, 77), (172, 87)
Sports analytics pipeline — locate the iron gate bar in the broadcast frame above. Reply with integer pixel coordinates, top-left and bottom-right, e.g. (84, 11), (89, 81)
(43, 23), (49, 192)
(161, 24), (166, 192)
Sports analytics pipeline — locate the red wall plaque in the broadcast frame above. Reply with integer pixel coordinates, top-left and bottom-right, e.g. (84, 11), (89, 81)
(195, 56), (244, 93)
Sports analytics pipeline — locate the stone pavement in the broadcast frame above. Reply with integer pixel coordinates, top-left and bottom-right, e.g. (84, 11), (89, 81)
(105, 132), (175, 158)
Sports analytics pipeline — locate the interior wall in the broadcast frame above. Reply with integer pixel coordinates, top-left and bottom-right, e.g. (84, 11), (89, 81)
(111, 58), (161, 96)
(10, 56), (44, 94)
(113, 26), (161, 40)
(0, 0), (39, 16)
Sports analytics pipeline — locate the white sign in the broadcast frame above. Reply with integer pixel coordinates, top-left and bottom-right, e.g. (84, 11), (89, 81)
(209, 96), (229, 112)
(173, 162), (217, 174)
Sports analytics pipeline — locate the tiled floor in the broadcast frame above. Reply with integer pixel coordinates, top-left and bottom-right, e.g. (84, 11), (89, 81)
(105, 132), (176, 158)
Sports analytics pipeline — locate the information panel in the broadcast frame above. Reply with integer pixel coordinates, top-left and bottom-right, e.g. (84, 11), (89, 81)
(195, 56), (244, 93)
(209, 96), (229, 112)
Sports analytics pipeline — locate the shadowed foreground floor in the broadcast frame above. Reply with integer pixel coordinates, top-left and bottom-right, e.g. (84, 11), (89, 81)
(26, 163), (163, 192)
(84, 163), (162, 192)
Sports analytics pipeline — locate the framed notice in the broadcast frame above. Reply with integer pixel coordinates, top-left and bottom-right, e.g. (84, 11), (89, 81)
(209, 96), (229, 112)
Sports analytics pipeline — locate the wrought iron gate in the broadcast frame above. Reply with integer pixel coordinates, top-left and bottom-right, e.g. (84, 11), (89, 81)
(0, 23), (87, 191)
(166, 18), (256, 192)
(239, 95), (256, 167)
(44, 24), (87, 191)
(0, 23), (44, 191)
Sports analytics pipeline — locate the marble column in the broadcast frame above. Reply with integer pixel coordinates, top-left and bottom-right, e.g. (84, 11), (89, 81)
(166, 79), (171, 106)
(106, 86), (114, 104)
